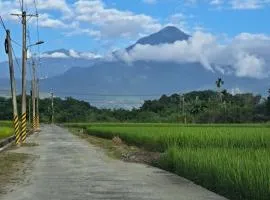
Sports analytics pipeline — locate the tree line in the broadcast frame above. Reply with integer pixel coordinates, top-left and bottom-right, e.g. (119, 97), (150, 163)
(0, 89), (270, 123)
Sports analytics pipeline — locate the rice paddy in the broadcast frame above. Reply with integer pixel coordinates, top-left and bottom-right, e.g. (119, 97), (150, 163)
(0, 121), (13, 140)
(68, 123), (270, 200)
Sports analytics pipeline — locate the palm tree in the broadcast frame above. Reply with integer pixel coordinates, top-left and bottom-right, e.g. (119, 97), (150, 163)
(216, 78), (224, 90)
(215, 78), (224, 103)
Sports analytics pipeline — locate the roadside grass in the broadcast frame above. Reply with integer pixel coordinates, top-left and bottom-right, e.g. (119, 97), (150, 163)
(0, 121), (14, 140)
(0, 121), (12, 127)
(70, 128), (156, 162)
(0, 152), (29, 194)
(67, 123), (270, 200)
(0, 127), (14, 140)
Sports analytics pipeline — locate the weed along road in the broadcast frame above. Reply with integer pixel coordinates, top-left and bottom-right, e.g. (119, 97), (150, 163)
(2, 125), (227, 200)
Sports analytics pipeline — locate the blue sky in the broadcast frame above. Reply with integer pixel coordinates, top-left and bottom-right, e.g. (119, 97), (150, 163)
(1, 0), (270, 79)
(0, 0), (269, 55)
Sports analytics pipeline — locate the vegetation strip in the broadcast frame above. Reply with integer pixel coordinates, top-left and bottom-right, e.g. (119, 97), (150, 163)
(70, 128), (160, 165)
(67, 123), (270, 200)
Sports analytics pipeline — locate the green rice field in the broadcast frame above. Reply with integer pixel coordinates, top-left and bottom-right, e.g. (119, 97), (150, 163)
(67, 123), (270, 200)
(0, 121), (13, 140)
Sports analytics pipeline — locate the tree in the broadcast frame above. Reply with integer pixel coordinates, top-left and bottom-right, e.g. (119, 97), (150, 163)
(266, 89), (270, 116)
(216, 78), (224, 90)
(216, 78), (224, 103)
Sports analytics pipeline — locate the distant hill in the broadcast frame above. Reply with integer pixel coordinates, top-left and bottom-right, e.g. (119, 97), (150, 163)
(127, 26), (190, 51)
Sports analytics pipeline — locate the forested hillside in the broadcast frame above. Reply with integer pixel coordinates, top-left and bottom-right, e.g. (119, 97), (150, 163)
(1, 90), (269, 123)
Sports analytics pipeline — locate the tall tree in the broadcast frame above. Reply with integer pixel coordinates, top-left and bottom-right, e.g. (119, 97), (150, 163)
(216, 78), (224, 90)
(216, 78), (224, 103)
(267, 89), (270, 116)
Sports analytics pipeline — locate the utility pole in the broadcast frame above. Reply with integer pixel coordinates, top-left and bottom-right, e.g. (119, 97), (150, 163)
(31, 60), (36, 131)
(21, 11), (27, 143)
(182, 95), (187, 124)
(178, 93), (181, 123)
(11, 5), (39, 143)
(51, 91), (54, 124)
(36, 78), (40, 130)
(5, 30), (21, 145)
(29, 93), (31, 125)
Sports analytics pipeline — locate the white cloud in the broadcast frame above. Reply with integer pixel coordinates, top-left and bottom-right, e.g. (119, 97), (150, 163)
(74, 0), (162, 38)
(69, 49), (80, 58)
(38, 13), (67, 28)
(41, 52), (69, 58)
(79, 52), (103, 59)
(234, 52), (266, 78)
(230, 0), (263, 9)
(34, 0), (72, 16)
(41, 49), (103, 60)
(116, 31), (270, 79)
(230, 87), (243, 95)
(69, 49), (103, 59)
(210, 0), (224, 5)
(142, 0), (157, 4)
(185, 0), (270, 9)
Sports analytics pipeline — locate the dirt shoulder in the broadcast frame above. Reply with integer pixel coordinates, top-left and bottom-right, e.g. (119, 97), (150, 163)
(0, 145), (36, 195)
(70, 128), (161, 166)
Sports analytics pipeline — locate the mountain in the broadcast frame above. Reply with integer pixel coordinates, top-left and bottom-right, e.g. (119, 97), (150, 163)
(38, 60), (268, 109)
(1, 26), (269, 108)
(0, 49), (101, 79)
(127, 26), (190, 51)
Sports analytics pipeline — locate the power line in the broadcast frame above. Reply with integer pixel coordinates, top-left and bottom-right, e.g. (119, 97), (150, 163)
(11, 44), (22, 75)
(18, 0), (23, 12)
(11, 39), (22, 48)
(0, 15), (22, 75)
(33, 0), (41, 80)
(26, 27), (33, 79)
(0, 15), (7, 31)
(33, 0), (40, 40)
(41, 91), (163, 97)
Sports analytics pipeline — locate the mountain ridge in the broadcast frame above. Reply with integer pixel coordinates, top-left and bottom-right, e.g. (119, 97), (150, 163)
(126, 26), (190, 51)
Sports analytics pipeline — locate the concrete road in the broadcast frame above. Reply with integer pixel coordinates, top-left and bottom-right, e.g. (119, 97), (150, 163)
(2, 125), (228, 200)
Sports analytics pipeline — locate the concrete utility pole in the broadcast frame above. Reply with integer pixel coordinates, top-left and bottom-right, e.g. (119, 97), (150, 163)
(5, 30), (21, 145)
(178, 93), (181, 123)
(31, 60), (36, 131)
(51, 91), (54, 124)
(182, 96), (187, 124)
(21, 11), (27, 143)
(29, 94), (31, 125)
(36, 78), (40, 130)
(11, 6), (41, 143)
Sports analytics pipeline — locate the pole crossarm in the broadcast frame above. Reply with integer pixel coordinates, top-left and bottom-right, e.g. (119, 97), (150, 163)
(11, 13), (38, 17)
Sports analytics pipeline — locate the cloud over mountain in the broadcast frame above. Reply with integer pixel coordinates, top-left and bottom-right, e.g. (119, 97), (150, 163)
(117, 29), (270, 79)
(41, 49), (103, 60)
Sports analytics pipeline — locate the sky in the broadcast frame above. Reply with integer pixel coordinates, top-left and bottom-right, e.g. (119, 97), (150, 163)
(0, 0), (270, 79)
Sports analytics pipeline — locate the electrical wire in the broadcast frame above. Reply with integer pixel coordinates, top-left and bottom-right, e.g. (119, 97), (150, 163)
(0, 15), (22, 75)
(18, 0), (23, 12)
(26, 27), (33, 80)
(41, 91), (162, 97)
(11, 39), (22, 48)
(33, 0), (41, 80)
(0, 15), (7, 31)
(11, 44), (22, 75)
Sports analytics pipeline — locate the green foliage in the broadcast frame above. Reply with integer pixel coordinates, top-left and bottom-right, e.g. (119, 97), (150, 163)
(71, 123), (270, 200)
(161, 147), (270, 200)
(0, 121), (13, 140)
(0, 90), (269, 123)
